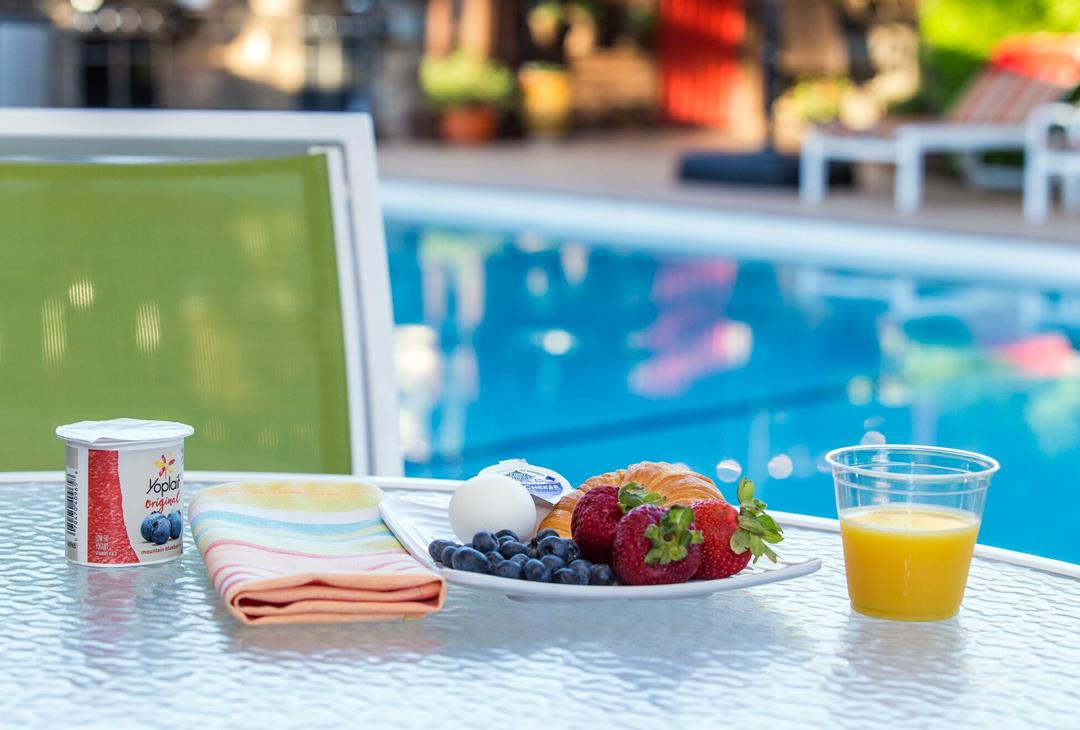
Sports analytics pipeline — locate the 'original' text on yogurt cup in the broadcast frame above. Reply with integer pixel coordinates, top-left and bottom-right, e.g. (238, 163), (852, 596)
(56, 418), (194, 567)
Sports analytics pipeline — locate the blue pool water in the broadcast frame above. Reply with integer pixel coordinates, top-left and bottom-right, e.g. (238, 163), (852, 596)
(386, 217), (1080, 564)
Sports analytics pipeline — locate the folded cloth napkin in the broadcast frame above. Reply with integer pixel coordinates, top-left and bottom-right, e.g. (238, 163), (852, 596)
(189, 481), (445, 625)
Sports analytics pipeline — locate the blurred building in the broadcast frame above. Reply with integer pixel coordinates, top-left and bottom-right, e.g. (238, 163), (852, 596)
(0, 0), (918, 141)
(0, 0), (423, 128)
(418, 0), (916, 141)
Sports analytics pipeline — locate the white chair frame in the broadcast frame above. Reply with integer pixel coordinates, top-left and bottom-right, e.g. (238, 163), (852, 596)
(1023, 103), (1080, 224)
(800, 122), (1027, 213)
(0, 109), (402, 482)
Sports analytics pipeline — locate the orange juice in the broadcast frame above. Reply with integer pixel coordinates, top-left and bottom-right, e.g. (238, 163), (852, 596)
(839, 505), (980, 621)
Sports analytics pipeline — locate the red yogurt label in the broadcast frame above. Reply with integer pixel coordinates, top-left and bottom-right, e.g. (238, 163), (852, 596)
(66, 443), (185, 566)
(87, 450), (140, 564)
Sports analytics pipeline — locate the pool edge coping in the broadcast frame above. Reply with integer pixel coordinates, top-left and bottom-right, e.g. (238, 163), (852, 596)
(381, 177), (1080, 289)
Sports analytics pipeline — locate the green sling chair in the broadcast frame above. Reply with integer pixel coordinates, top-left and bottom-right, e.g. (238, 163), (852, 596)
(0, 154), (360, 474)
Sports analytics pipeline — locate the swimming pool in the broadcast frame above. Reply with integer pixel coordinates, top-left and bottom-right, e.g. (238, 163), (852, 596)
(384, 195), (1080, 564)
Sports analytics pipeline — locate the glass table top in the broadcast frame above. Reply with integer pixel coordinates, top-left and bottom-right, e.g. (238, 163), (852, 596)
(3, 480), (1079, 728)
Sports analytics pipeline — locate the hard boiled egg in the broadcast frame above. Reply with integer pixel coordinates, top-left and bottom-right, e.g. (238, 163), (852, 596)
(449, 474), (537, 543)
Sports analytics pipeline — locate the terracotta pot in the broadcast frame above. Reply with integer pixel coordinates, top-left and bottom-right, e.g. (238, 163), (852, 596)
(439, 106), (499, 144)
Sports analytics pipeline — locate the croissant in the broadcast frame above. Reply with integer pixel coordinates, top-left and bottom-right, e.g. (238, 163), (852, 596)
(538, 461), (723, 537)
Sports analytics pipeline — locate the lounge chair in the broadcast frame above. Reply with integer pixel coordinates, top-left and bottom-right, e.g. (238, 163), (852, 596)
(800, 34), (1080, 213)
(1023, 102), (1080, 223)
(0, 110), (400, 479)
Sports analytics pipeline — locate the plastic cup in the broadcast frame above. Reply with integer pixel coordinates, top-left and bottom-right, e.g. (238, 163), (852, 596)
(826, 445), (999, 622)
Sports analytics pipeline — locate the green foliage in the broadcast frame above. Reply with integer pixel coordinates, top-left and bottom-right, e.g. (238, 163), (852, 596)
(531, 0), (565, 23)
(419, 51), (516, 110)
(920, 0), (1080, 111)
(788, 76), (852, 122)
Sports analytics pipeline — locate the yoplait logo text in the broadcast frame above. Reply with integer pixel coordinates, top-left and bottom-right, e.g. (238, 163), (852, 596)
(145, 452), (181, 510)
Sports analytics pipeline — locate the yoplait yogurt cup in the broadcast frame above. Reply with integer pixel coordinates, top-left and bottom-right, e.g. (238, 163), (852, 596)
(56, 418), (194, 567)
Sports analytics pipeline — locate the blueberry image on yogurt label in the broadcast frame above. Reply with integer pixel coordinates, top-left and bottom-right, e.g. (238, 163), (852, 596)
(148, 515), (172, 545)
(140, 511), (164, 542)
(141, 511), (174, 545)
(167, 510), (182, 540)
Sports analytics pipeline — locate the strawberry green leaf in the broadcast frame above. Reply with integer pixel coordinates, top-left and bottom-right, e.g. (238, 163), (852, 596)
(737, 477), (754, 504)
(749, 534), (764, 557)
(729, 476), (784, 561)
(618, 482), (665, 513)
(642, 506), (701, 566)
(667, 505), (693, 530)
(757, 513), (782, 534)
(738, 515), (765, 535)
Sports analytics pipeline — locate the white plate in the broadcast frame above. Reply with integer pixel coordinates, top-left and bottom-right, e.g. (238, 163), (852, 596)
(380, 494), (823, 602)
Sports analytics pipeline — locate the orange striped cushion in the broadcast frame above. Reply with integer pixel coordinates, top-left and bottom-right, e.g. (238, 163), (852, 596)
(948, 69), (1068, 124)
(948, 34), (1080, 125)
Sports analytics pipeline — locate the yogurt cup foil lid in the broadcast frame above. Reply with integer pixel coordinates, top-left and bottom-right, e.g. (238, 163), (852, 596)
(479, 459), (572, 506)
(56, 418), (195, 447)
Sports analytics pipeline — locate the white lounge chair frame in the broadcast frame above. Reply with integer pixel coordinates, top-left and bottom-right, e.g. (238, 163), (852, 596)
(1023, 103), (1080, 224)
(0, 109), (402, 482)
(800, 122), (1028, 213)
(800, 43), (1080, 214)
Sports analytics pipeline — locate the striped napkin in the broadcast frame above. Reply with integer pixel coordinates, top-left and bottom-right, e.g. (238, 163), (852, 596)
(189, 481), (445, 625)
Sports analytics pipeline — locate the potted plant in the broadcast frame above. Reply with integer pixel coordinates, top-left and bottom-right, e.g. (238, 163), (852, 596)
(419, 51), (515, 144)
(519, 62), (572, 140)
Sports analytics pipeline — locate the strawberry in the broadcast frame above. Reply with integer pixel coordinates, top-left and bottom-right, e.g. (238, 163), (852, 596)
(611, 504), (704, 585)
(692, 477), (783, 580)
(571, 482), (664, 564)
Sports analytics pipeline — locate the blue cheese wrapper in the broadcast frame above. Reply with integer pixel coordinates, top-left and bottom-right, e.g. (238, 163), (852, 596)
(478, 459), (572, 508)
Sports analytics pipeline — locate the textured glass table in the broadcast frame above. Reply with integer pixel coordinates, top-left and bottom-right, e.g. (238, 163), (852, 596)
(4, 478), (1080, 728)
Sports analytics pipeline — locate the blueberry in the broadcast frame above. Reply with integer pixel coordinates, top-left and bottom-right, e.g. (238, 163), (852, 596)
(494, 560), (524, 580)
(553, 568), (588, 585)
(589, 564), (616, 586)
(472, 531), (499, 553)
(498, 540), (529, 559)
(494, 529), (520, 541)
(149, 516), (171, 546)
(567, 559), (591, 583)
(526, 545), (540, 559)
(540, 555), (565, 572)
(536, 535), (560, 555)
(485, 551), (503, 570)
(140, 512), (162, 542)
(564, 539), (581, 563)
(451, 547), (491, 574)
(538, 536), (571, 561)
(522, 558), (552, 583)
(429, 539), (457, 563)
(498, 535), (517, 546)
(535, 528), (560, 541)
(509, 553), (530, 567)
(167, 511), (182, 540)
(440, 545), (459, 566)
